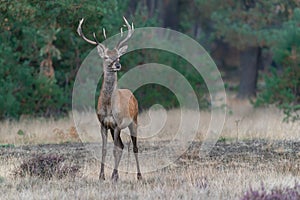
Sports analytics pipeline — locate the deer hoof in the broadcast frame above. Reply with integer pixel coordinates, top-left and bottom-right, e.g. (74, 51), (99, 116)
(137, 173), (142, 180)
(99, 173), (105, 181)
(111, 171), (119, 182)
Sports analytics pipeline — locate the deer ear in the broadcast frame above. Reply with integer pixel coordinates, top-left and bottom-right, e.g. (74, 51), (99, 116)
(118, 45), (128, 56)
(97, 45), (106, 58)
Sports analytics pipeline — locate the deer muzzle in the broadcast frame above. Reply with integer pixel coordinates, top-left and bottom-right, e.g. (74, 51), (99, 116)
(114, 62), (121, 71)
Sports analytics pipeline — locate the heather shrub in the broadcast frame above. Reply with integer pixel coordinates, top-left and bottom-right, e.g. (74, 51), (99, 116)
(14, 154), (80, 179)
(241, 182), (300, 200)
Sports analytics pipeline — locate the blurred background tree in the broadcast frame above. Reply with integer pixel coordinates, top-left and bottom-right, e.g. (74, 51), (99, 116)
(255, 8), (300, 122)
(0, 0), (299, 121)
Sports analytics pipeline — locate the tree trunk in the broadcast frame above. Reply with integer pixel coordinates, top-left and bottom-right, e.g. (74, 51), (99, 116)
(162, 0), (179, 30)
(237, 47), (260, 99)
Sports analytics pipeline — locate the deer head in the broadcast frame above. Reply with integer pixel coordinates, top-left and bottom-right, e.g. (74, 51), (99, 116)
(77, 17), (134, 72)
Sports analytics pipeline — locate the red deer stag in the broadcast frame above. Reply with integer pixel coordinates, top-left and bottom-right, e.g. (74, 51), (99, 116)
(77, 17), (142, 181)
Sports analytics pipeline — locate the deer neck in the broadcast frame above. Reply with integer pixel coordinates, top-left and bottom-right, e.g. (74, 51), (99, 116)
(100, 70), (118, 105)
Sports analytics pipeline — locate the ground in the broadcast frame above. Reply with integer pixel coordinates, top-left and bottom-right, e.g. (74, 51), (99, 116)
(0, 106), (299, 199)
(1, 139), (300, 199)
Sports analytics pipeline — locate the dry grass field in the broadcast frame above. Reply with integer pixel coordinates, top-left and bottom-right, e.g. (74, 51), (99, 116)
(0, 101), (299, 199)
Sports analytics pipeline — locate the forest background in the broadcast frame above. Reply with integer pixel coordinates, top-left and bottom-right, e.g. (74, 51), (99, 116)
(0, 0), (299, 122)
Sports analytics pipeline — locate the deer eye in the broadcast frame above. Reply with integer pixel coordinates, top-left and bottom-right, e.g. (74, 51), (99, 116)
(104, 56), (110, 60)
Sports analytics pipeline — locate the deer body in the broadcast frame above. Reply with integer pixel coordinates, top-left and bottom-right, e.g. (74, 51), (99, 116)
(98, 72), (138, 130)
(78, 17), (141, 181)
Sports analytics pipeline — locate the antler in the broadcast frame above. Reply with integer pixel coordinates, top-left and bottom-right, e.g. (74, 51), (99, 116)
(77, 18), (97, 45)
(77, 18), (106, 51)
(116, 16), (134, 49)
(78, 17), (133, 50)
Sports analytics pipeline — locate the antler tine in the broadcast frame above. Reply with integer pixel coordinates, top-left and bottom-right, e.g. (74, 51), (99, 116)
(123, 16), (130, 27)
(77, 18), (97, 45)
(120, 27), (123, 37)
(93, 32), (100, 44)
(77, 18), (84, 36)
(102, 28), (107, 39)
(117, 16), (134, 49)
(93, 32), (106, 50)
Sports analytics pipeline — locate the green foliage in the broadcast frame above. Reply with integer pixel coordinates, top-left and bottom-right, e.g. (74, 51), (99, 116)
(191, 0), (300, 121)
(194, 0), (295, 49)
(17, 129), (25, 136)
(0, 0), (133, 119)
(1, 0), (299, 121)
(0, 36), (67, 118)
(121, 48), (209, 111)
(256, 8), (300, 122)
(2, 0), (198, 119)
(0, 144), (14, 148)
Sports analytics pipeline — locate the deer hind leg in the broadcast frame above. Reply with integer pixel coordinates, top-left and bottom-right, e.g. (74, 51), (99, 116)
(112, 127), (124, 181)
(99, 126), (108, 180)
(129, 122), (142, 180)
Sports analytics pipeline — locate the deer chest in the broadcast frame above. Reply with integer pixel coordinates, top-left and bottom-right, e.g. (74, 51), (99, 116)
(98, 108), (117, 128)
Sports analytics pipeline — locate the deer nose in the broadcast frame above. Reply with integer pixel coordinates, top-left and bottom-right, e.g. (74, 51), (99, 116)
(115, 62), (121, 69)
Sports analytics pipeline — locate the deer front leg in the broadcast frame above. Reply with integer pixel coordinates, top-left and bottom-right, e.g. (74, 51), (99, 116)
(129, 122), (142, 180)
(112, 127), (124, 182)
(99, 126), (108, 180)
